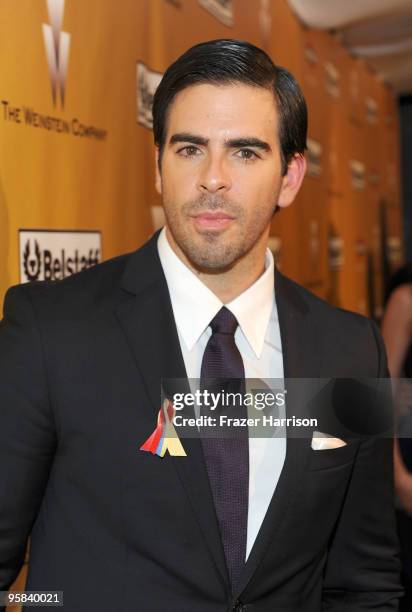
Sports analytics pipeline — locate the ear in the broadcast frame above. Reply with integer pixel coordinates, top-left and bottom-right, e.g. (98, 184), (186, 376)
(277, 154), (307, 209)
(155, 147), (162, 194)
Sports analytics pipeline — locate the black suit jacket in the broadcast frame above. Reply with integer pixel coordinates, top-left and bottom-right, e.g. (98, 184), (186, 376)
(0, 230), (403, 611)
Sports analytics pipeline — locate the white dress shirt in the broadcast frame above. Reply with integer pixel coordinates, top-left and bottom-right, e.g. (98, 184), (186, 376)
(157, 226), (286, 559)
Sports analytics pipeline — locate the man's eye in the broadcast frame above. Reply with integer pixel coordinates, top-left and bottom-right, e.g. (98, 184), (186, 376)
(237, 149), (258, 161)
(178, 146), (200, 157)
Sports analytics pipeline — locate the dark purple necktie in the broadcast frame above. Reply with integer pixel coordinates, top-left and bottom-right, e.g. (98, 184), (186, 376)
(200, 306), (249, 591)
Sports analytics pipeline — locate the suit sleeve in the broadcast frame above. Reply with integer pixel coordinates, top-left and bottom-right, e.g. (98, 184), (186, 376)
(322, 319), (403, 611)
(0, 285), (57, 596)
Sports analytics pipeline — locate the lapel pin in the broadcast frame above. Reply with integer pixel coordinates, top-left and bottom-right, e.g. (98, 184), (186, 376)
(140, 398), (187, 457)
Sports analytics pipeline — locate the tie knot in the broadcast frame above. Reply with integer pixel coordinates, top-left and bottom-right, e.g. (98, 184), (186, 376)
(210, 306), (239, 335)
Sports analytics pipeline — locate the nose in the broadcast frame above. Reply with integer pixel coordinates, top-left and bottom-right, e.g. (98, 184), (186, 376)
(197, 153), (231, 194)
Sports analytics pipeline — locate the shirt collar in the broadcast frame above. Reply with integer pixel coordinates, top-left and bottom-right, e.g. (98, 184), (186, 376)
(157, 226), (275, 358)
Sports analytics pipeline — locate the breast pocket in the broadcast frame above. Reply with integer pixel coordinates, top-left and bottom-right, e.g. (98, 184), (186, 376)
(308, 440), (360, 471)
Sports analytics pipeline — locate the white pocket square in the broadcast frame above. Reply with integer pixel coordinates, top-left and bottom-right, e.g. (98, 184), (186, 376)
(311, 431), (347, 450)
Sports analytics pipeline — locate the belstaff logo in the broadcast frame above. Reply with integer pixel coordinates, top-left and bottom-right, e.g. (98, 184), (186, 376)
(23, 240), (42, 281)
(42, 0), (71, 108)
(19, 230), (102, 283)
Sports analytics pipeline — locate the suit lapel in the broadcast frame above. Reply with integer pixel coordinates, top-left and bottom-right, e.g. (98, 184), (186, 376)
(236, 267), (321, 595)
(114, 231), (230, 590)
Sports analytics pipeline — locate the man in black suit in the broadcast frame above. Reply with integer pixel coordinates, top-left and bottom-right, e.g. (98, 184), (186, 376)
(0, 39), (403, 611)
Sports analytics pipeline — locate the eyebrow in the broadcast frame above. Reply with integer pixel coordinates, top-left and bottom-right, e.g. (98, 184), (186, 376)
(169, 132), (272, 153)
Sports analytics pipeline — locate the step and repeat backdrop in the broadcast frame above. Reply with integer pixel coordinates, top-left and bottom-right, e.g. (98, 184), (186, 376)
(0, 0), (403, 320)
(0, 0), (404, 605)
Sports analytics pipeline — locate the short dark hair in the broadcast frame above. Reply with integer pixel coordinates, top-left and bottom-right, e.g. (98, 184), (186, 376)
(152, 39), (307, 175)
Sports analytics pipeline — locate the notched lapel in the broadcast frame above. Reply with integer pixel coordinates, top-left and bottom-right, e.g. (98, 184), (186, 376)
(237, 268), (322, 596)
(114, 280), (186, 415)
(275, 267), (321, 381)
(113, 232), (230, 591)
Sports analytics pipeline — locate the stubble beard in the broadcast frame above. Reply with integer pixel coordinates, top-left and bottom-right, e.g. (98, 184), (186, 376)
(162, 193), (274, 273)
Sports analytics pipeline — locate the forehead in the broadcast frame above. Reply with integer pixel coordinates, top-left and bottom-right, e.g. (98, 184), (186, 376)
(165, 83), (278, 141)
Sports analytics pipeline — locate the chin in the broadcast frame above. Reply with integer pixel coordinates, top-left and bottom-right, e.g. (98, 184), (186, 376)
(186, 246), (242, 272)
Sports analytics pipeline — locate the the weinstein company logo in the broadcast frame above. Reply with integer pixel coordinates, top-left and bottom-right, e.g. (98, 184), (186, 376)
(2, 0), (106, 140)
(42, 0), (70, 107)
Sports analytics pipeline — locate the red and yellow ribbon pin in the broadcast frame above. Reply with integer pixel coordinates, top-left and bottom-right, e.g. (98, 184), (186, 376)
(140, 398), (187, 457)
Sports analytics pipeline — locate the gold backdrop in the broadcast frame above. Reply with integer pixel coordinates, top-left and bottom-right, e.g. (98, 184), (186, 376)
(0, 0), (404, 605)
(0, 0), (403, 316)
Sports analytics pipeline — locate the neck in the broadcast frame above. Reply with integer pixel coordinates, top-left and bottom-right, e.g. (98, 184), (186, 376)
(165, 226), (270, 303)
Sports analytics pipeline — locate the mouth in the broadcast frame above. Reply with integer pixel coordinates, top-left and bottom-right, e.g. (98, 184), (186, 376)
(190, 211), (235, 231)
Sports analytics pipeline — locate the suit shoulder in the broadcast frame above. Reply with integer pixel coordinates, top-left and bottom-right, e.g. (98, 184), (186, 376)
(4, 250), (133, 312)
(279, 274), (381, 375)
(280, 273), (372, 331)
